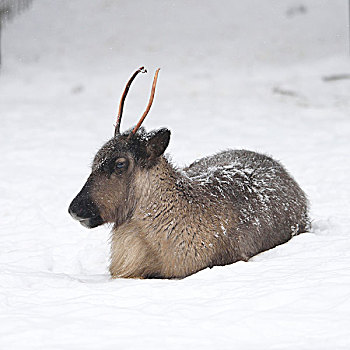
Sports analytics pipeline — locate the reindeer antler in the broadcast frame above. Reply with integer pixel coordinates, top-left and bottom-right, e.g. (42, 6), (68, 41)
(114, 66), (147, 136)
(129, 68), (160, 138)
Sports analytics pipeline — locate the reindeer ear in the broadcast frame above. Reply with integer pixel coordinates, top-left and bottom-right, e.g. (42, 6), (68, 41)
(146, 128), (171, 159)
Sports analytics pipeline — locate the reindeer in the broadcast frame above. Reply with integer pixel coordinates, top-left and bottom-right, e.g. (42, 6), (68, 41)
(68, 67), (310, 279)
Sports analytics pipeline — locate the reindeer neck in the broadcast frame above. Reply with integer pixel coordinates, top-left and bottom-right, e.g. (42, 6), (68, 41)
(134, 156), (199, 221)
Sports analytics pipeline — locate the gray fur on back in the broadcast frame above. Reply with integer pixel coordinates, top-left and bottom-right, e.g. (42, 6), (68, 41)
(182, 149), (309, 261)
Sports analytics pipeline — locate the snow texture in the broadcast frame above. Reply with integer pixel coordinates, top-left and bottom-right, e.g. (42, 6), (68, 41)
(0, 0), (350, 349)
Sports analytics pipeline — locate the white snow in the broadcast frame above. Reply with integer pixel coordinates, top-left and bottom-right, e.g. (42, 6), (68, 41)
(1, 0), (350, 349)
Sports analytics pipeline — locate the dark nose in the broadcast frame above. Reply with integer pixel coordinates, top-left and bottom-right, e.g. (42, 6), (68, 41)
(69, 177), (104, 229)
(68, 192), (100, 221)
(68, 201), (82, 220)
(68, 177), (100, 219)
(68, 194), (104, 229)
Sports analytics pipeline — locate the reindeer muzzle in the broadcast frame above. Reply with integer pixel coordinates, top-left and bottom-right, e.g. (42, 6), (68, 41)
(68, 188), (104, 229)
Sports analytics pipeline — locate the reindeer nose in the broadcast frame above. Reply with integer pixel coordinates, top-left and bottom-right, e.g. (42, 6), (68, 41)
(68, 192), (99, 221)
(68, 195), (104, 229)
(68, 203), (81, 220)
(68, 199), (83, 220)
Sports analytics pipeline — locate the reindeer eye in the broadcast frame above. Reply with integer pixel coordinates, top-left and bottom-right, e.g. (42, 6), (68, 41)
(115, 158), (127, 171)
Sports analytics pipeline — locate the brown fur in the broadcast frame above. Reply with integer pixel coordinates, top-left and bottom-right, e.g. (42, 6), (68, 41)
(108, 153), (308, 279)
(69, 129), (309, 279)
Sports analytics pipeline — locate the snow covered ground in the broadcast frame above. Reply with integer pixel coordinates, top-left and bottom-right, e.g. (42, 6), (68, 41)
(0, 0), (350, 349)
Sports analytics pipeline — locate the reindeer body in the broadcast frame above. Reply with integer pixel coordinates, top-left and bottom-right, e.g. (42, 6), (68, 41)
(68, 67), (309, 279)
(105, 146), (309, 279)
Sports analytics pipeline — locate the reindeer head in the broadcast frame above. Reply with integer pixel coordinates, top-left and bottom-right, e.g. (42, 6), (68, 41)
(68, 67), (170, 229)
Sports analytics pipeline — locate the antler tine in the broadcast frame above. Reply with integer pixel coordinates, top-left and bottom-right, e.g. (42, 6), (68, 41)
(114, 66), (147, 136)
(129, 68), (160, 138)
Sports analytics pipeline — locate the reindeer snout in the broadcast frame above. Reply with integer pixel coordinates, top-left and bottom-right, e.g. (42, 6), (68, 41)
(69, 196), (95, 219)
(68, 189), (104, 229)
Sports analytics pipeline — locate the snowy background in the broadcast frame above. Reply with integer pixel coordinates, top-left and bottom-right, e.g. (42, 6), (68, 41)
(1, 0), (350, 349)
